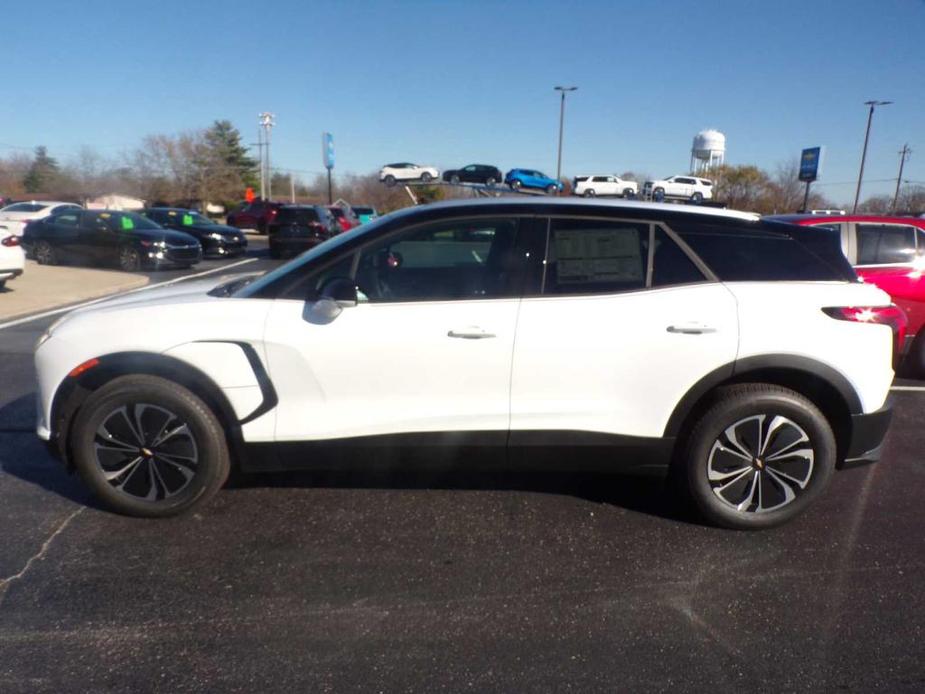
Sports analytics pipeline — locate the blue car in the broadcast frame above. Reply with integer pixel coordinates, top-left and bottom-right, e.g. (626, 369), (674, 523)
(504, 168), (564, 194)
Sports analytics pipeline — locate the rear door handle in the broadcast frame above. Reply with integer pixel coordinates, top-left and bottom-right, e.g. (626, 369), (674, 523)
(667, 323), (717, 335)
(448, 327), (496, 339)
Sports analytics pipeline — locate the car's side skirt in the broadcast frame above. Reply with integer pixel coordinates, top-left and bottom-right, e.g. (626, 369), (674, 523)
(240, 431), (674, 476)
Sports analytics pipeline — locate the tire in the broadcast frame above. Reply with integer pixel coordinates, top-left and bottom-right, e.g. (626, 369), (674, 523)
(118, 246), (142, 272)
(421, 172), (433, 183)
(384, 175), (396, 187)
(510, 179), (522, 190)
(904, 332), (925, 378)
(450, 174), (460, 185)
(691, 192), (704, 204)
(35, 240), (58, 266)
(679, 384), (836, 530)
(623, 188), (635, 198)
(583, 189), (596, 198)
(0, 279), (5, 290)
(486, 177), (497, 186)
(653, 187), (665, 201)
(70, 375), (231, 518)
(546, 184), (558, 194)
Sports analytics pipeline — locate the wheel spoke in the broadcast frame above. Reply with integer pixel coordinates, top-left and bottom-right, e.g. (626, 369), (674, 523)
(736, 470), (761, 512)
(764, 468), (798, 505)
(708, 461), (752, 482)
(116, 406), (145, 446)
(95, 422), (139, 452)
(102, 455), (144, 481)
(152, 423), (190, 448)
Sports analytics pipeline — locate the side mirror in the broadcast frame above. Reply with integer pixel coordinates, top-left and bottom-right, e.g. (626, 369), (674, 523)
(321, 276), (357, 307)
(304, 277), (357, 325)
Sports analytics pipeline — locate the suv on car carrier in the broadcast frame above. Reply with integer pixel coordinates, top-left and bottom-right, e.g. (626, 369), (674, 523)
(34, 199), (899, 529)
(573, 175), (638, 198)
(643, 176), (714, 203)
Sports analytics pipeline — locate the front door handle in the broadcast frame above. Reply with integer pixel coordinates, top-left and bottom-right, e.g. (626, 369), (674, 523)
(667, 323), (717, 335)
(448, 327), (496, 339)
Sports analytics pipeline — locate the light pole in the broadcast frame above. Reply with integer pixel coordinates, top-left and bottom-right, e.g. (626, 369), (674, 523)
(554, 86), (577, 189)
(892, 144), (911, 213)
(259, 112), (276, 199)
(852, 100), (891, 213)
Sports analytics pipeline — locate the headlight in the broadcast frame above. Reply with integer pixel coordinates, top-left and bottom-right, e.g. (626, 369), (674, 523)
(209, 233), (224, 241)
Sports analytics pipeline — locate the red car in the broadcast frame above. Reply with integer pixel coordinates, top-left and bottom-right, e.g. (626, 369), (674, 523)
(327, 205), (359, 233)
(226, 200), (285, 234)
(774, 214), (925, 374)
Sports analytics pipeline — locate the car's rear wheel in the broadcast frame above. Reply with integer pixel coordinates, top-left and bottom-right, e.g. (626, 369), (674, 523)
(35, 240), (58, 266)
(510, 179), (522, 190)
(583, 189), (596, 197)
(384, 175), (396, 187)
(71, 375), (230, 517)
(653, 187), (665, 201)
(118, 246), (142, 272)
(905, 332), (925, 378)
(486, 177), (497, 186)
(691, 192), (704, 204)
(421, 172), (433, 183)
(680, 384), (836, 530)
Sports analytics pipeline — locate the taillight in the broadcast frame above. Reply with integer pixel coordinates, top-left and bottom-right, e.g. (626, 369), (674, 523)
(1, 235), (20, 247)
(822, 305), (908, 363)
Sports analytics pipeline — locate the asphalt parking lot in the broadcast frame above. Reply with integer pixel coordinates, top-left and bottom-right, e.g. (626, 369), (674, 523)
(1, 247), (924, 692)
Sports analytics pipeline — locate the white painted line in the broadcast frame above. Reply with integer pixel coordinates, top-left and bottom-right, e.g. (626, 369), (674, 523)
(0, 258), (258, 332)
(890, 385), (925, 392)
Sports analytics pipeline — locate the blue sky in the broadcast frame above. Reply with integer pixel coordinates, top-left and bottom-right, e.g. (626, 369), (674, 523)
(3, 0), (923, 203)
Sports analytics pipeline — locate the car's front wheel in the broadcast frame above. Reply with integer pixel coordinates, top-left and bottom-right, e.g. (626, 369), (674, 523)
(680, 384), (836, 530)
(118, 246), (142, 272)
(450, 174), (460, 184)
(384, 175), (396, 187)
(71, 375), (231, 517)
(546, 184), (558, 194)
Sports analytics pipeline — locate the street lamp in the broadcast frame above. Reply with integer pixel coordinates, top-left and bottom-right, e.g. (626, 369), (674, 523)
(259, 112), (276, 199)
(554, 86), (577, 189)
(852, 100), (892, 213)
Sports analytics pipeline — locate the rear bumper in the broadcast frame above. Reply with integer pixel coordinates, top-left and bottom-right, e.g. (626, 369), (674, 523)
(841, 398), (894, 468)
(0, 268), (23, 280)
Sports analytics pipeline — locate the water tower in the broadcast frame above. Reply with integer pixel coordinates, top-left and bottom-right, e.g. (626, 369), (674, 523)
(690, 129), (726, 173)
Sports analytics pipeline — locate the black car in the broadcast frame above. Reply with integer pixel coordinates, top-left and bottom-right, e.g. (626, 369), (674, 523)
(22, 209), (201, 272)
(267, 205), (337, 259)
(442, 164), (503, 186)
(141, 208), (247, 258)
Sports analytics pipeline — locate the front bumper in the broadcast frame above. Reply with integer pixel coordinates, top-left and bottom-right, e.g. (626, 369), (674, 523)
(202, 237), (247, 258)
(841, 398), (894, 468)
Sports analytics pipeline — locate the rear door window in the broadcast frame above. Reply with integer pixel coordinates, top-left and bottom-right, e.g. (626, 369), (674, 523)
(544, 219), (648, 295)
(277, 208), (320, 225)
(856, 224), (917, 265)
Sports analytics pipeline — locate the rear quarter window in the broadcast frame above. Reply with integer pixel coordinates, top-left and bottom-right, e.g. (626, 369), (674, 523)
(674, 222), (855, 282)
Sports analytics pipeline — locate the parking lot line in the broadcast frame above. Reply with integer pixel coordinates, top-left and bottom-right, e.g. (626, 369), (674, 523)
(0, 258), (258, 332)
(890, 385), (925, 392)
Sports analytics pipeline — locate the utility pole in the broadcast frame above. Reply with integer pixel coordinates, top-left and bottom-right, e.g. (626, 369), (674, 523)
(259, 112), (276, 200)
(554, 86), (577, 191)
(253, 127), (266, 200)
(892, 144), (911, 213)
(290, 175), (296, 204)
(852, 100), (892, 213)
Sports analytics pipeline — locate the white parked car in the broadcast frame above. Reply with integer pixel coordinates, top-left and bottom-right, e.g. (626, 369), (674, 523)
(643, 176), (714, 203)
(0, 225), (25, 290)
(379, 162), (439, 187)
(572, 175), (638, 198)
(35, 199), (898, 529)
(0, 200), (83, 236)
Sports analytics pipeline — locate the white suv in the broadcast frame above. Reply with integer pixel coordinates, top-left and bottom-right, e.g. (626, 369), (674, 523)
(378, 163), (439, 187)
(573, 175), (638, 198)
(643, 176), (714, 203)
(34, 199), (899, 529)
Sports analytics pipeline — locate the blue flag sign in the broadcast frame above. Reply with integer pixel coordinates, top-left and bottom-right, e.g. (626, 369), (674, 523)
(322, 132), (335, 170)
(799, 147), (823, 182)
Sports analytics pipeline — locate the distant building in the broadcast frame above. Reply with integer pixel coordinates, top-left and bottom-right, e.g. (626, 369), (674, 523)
(85, 194), (145, 211)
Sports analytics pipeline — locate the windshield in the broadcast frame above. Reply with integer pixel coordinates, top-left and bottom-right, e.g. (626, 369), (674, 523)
(234, 213), (396, 298)
(101, 211), (162, 231)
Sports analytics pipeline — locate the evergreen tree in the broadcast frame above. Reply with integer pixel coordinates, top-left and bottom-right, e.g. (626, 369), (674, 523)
(203, 120), (258, 189)
(23, 146), (60, 193)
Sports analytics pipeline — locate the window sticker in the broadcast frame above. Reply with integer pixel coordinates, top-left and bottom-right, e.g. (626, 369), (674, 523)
(555, 228), (643, 284)
(120, 216), (135, 231)
(182, 214), (194, 226)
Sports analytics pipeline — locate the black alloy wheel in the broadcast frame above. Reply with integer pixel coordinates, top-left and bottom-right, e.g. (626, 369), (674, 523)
(681, 384), (836, 530)
(71, 375), (230, 517)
